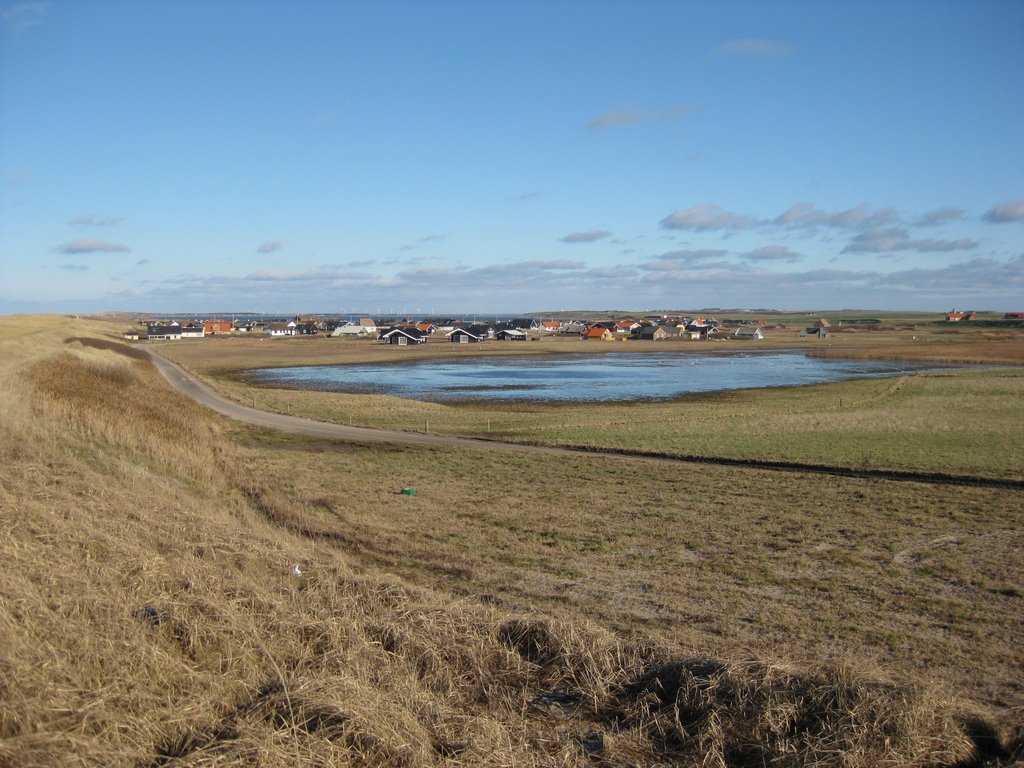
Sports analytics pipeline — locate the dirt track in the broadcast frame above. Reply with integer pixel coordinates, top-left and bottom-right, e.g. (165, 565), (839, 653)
(146, 348), (547, 454)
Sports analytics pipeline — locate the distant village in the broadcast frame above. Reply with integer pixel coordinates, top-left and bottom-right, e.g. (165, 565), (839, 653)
(126, 313), (840, 344)
(125, 309), (1018, 345)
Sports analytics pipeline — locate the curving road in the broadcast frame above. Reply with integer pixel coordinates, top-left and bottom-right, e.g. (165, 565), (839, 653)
(145, 348), (549, 453)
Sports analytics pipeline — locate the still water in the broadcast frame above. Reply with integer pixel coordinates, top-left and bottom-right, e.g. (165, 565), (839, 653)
(247, 351), (933, 403)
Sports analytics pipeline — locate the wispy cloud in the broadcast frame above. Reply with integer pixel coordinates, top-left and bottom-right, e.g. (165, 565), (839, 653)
(1, 1), (50, 34)
(587, 107), (644, 131)
(398, 233), (449, 252)
(913, 207), (967, 227)
(256, 241), (284, 253)
(126, 253), (1024, 315)
(60, 264), (89, 271)
(741, 246), (803, 263)
(841, 227), (977, 254)
(587, 103), (698, 131)
(247, 267), (372, 282)
(6, 168), (32, 188)
(507, 191), (541, 202)
(774, 202), (898, 230)
(983, 199), (1024, 224)
(68, 213), (124, 227)
(714, 38), (793, 57)
(560, 230), (611, 244)
(476, 259), (584, 275)
(633, 256), (1024, 308)
(640, 249), (730, 271)
(54, 238), (131, 254)
(658, 249), (729, 262)
(660, 204), (757, 232)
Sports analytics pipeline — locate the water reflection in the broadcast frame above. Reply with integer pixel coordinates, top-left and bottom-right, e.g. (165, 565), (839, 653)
(247, 352), (932, 403)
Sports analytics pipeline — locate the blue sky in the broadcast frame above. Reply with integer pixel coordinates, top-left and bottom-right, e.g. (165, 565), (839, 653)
(1, 0), (1022, 315)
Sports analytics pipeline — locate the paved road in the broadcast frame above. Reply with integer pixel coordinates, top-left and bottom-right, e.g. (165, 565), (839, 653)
(146, 349), (548, 453)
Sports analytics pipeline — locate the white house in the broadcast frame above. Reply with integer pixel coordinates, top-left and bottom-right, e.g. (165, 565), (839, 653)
(733, 326), (764, 340)
(332, 322), (371, 337)
(265, 321), (297, 337)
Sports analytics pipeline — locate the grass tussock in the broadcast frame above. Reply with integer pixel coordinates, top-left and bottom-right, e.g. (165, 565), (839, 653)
(1, 316), (1020, 767)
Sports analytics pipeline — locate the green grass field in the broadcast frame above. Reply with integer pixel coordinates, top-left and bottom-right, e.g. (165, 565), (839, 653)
(192, 361), (1024, 481)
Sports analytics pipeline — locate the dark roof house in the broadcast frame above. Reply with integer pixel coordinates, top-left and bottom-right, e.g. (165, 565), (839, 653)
(379, 327), (428, 345)
(447, 327), (487, 343)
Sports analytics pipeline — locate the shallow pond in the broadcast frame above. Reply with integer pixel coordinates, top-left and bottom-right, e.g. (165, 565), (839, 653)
(246, 351), (936, 403)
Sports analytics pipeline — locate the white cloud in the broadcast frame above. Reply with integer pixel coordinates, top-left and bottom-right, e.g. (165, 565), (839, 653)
(54, 238), (131, 254)
(560, 230), (611, 243)
(983, 199), (1024, 223)
(256, 241), (284, 253)
(714, 38), (793, 57)
(660, 204), (756, 231)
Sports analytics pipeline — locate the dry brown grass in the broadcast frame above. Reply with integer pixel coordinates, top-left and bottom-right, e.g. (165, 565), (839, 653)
(1, 314), (1021, 767)
(240, 431), (1024, 735)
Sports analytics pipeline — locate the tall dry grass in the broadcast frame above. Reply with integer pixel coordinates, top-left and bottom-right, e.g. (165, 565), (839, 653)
(0, 315), (1018, 766)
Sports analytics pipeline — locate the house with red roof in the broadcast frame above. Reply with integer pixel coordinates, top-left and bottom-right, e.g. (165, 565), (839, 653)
(582, 326), (613, 341)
